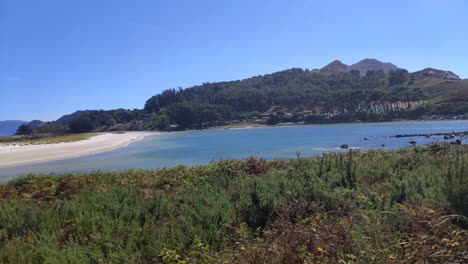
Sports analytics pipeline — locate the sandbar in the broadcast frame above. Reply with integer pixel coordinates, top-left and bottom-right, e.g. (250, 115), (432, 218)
(0, 132), (157, 168)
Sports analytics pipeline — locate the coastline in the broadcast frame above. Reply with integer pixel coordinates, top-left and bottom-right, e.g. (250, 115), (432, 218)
(1, 119), (466, 170)
(196, 118), (468, 132)
(0, 132), (157, 168)
(1, 120), (467, 182)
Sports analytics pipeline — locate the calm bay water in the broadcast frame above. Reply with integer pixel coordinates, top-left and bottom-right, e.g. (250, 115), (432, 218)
(0, 120), (467, 182)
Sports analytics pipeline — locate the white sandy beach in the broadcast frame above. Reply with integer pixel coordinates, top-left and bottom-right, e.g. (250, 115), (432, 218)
(0, 132), (157, 168)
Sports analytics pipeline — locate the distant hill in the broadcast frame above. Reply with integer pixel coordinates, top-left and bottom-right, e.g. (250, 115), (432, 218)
(56, 110), (93, 125)
(0, 111), (93, 136)
(0, 120), (28, 136)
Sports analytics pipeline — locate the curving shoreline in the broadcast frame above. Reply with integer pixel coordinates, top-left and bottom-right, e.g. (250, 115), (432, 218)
(0, 132), (158, 168)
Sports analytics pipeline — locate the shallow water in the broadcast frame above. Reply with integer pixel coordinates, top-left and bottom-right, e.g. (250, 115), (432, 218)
(0, 120), (467, 182)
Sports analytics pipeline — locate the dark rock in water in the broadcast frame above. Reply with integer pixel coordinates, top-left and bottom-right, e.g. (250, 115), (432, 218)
(340, 144), (349, 149)
(455, 139), (462, 145)
(424, 135), (430, 138)
(444, 135), (451, 140)
(364, 137), (368, 140)
(409, 141), (417, 145)
(381, 144), (385, 147)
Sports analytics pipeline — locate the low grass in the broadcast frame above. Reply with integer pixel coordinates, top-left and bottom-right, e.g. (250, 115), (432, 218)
(0, 144), (467, 263)
(0, 133), (98, 146)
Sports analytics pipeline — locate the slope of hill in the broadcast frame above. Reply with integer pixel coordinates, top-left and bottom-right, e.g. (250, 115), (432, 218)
(27, 120), (46, 128)
(57, 58), (467, 132)
(0, 120), (28, 136)
(56, 110), (93, 125)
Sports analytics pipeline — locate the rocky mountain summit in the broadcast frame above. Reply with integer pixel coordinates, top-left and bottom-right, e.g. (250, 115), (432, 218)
(318, 59), (463, 81)
(320, 58), (398, 76)
(320, 60), (350, 74)
(411, 68), (461, 80)
(349, 58), (399, 76)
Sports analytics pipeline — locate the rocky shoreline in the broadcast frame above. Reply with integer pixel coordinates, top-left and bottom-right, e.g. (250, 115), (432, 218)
(391, 131), (468, 139)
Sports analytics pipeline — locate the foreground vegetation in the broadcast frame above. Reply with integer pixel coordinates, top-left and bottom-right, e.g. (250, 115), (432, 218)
(0, 133), (97, 146)
(0, 144), (467, 263)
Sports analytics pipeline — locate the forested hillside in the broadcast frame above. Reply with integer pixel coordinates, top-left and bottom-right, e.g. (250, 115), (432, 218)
(141, 67), (427, 129)
(16, 59), (468, 134)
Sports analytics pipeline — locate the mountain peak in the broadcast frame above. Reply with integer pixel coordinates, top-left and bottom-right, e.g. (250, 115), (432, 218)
(350, 59), (399, 76)
(329, 59), (344, 64)
(318, 58), (399, 76)
(320, 60), (350, 74)
(357, 58), (380, 63)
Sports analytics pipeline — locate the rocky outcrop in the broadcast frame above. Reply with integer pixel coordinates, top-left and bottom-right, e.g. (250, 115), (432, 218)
(411, 68), (460, 80)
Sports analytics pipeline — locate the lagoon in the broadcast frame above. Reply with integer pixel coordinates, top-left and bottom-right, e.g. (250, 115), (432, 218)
(0, 120), (467, 182)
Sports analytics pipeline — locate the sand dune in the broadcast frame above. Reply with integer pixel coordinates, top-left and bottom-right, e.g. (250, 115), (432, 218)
(0, 132), (157, 168)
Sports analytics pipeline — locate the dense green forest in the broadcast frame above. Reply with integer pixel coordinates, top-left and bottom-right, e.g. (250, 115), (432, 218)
(1, 144), (467, 263)
(16, 61), (468, 135)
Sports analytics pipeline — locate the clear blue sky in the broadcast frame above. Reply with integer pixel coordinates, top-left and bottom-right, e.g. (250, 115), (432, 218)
(1, 0), (467, 121)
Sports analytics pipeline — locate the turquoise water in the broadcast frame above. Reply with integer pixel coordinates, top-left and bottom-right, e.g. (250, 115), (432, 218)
(0, 120), (467, 182)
